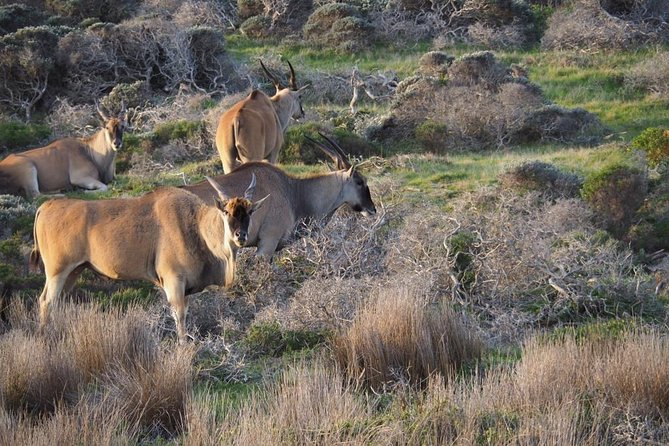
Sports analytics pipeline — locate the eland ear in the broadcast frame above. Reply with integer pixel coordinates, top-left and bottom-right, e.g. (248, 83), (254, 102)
(214, 196), (229, 213)
(251, 194), (270, 214)
(206, 176), (231, 202)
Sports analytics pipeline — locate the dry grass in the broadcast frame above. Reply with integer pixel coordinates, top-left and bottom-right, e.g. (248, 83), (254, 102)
(0, 301), (195, 441)
(183, 330), (669, 445)
(185, 358), (379, 445)
(333, 285), (482, 389)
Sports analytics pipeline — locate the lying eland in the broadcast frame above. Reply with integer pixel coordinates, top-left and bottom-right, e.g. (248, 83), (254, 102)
(0, 102), (126, 198)
(215, 59), (308, 173)
(31, 174), (268, 343)
(185, 133), (376, 257)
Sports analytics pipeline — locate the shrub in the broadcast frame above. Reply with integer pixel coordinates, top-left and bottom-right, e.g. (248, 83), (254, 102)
(415, 119), (449, 153)
(0, 26), (66, 119)
(541, 0), (665, 50)
(0, 194), (35, 238)
(418, 51), (453, 77)
(0, 120), (50, 153)
(333, 286), (482, 389)
(184, 26), (237, 92)
(153, 119), (207, 146)
(244, 321), (328, 357)
(0, 4), (48, 35)
(238, 0), (264, 20)
(448, 51), (510, 88)
(99, 81), (149, 114)
(511, 105), (606, 145)
(582, 163), (648, 237)
(303, 3), (375, 52)
(499, 161), (583, 198)
(630, 127), (669, 168)
(281, 121), (327, 164)
(45, 0), (140, 23)
(378, 53), (602, 151)
(625, 51), (669, 100)
(240, 15), (273, 38)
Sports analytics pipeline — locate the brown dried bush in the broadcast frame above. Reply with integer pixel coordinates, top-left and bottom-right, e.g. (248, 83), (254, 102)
(372, 51), (603, 150)
(303, 3), (375, 52)
(333, 285), (482, 389)
(625, 51), (669, 100)
(541, 0), (667, 50)
(443, 188), (662, 337)
(467, 20), (529, 49)
(172, 0), (237, 30)
(418, 50), (453, 77)
(499, 160), (583, 198)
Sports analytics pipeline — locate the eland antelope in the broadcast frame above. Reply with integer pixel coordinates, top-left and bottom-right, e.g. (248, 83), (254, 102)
(0, 103), (126, 198)
(31, 174), (268, 343)
(185, 133), (376, 257)
(215, 60), (308, 173)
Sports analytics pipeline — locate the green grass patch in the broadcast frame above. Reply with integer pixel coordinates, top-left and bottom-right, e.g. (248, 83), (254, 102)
(244, 321), (330, 357)
(542, 318), (642, 344)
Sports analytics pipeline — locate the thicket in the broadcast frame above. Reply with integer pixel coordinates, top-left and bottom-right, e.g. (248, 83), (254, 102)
(367, 51), (604, 151)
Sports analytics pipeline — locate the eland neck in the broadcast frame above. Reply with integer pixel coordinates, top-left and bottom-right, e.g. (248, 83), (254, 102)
(294, 171), (347, 220)
(84, 128), (116, 179)
(271, 90), (294, 132)
(198, 208), (233, 263)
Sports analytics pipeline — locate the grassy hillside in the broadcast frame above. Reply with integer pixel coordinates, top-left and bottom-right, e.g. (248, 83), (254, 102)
(1, 1), (669, 442)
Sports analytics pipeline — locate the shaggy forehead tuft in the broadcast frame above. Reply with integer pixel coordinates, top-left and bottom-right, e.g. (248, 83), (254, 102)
(225, 197), (252, 214)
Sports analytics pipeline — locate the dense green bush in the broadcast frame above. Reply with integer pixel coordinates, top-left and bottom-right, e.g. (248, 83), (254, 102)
(0, 120), (51, 152)
(0, 3), (48, 35)
(582, 163), (648, 238)
(415, 119), (449, 154)
(45, 0), (140, 23)
(631, 127), (669, 168)
(153, 120), (207, 145)
(0, 26), (67, 119)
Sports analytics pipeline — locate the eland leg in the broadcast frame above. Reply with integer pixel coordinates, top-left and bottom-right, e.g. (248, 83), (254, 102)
(38, 266), (77, 332)
(163, 279), (189, 344)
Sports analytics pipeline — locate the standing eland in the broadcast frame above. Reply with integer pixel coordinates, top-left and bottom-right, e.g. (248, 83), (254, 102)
(185, 133), (376, 258)
(215, 59), (308, 173)
(31, 174), (269, 343)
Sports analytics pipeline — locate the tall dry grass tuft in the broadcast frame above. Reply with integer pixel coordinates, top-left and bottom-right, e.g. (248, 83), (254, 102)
(190, 359), (379, 445)
(0, 331), (78, 414)
(333, 285), (482, 389)
(102, 345), (195, 437)
(598, 333), (669, 418)
(49, 304), (158, 381)
(0, 397), (137, 446)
